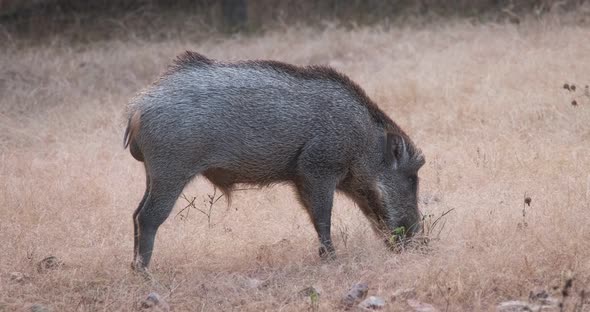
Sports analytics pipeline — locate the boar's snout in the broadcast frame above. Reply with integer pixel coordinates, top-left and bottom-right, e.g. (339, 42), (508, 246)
(390, 213), (422, 238)
(384, 217), (422, 250)
(405, 219), (422, 237)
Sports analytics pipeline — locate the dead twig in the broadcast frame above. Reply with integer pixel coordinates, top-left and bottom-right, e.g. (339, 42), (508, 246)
(176, 188), (224, 228)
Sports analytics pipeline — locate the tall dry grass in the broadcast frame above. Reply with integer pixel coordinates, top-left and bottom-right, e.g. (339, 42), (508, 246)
(1, 13), (590, 312)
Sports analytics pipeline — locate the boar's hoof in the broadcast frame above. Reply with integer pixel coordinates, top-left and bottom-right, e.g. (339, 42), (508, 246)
(319, 247), (336, 261)
(131, 261), (152, 279)
(131, 261), (142, 271)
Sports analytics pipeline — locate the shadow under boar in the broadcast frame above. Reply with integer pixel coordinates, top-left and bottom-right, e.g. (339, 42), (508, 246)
(124, 51), (425, 271)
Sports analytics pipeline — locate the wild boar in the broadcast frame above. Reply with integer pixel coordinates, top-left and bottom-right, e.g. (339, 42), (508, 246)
(124, 51), (425, 271)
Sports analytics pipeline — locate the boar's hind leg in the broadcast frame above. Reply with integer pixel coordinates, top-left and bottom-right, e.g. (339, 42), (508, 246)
(295, 176), (338, 260)
(133, 170), (193, 270)
(132, 169), (150, 271)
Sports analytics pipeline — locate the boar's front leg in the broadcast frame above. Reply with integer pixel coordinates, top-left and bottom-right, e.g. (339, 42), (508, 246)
(295, 147), (340, 261)
(295, 140), (345, 260)
(296, 177), (337, 259)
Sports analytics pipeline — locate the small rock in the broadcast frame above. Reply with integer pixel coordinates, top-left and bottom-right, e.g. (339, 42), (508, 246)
(529, 288), (547, 300)
(358, 296), (385, 310)
(341, 282), (369, 308)
(392, 288), (416, 301)
(10, 271), (28, 283)
(140, 292), (170, 312)
(30, 304), (51, 312)
(407, 299), (440, 312)
(497, 300), (540, 312)
(537, 297), (559, 307)
(529, 289), (559, 307)
(37, 256), (62, 273)
(498, 290), (561, 312)
(497, 300), (532, 311)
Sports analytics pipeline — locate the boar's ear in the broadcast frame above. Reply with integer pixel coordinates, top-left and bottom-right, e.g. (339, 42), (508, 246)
(384, 133), (406, 170)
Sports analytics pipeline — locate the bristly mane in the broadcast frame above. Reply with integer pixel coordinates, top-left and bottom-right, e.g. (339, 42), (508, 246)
(250, 60), (401, 132)
(165, 51), (421, 158)
(166, 51), (214, 73)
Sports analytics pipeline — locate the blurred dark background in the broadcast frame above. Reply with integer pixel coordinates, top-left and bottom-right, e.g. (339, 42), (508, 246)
(0, 0), (587, 42)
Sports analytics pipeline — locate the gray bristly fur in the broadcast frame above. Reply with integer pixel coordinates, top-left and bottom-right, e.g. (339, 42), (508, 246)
(124, 51), (425, 271)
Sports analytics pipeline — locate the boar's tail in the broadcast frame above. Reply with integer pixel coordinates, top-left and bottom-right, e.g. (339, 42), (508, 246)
(123, 110), (144, 162)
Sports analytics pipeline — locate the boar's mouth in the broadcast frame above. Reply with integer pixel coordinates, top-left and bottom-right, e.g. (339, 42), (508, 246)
(382, 220), (427, 251)
(343, 186), (423, 249)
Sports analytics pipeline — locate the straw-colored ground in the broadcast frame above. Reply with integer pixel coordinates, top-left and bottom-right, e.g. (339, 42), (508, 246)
(1, 14), (590, 312)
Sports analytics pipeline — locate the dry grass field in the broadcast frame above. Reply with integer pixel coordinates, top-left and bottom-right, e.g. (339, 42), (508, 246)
(1, 12), (590, 312)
